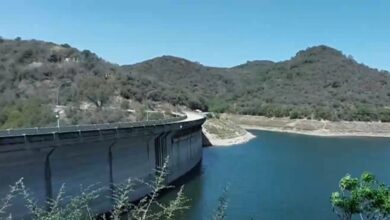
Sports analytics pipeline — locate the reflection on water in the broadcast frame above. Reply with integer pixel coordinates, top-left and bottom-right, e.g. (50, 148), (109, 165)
(161, 130), (390, 220)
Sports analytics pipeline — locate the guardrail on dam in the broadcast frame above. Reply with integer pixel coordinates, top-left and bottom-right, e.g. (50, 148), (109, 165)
(0, 113), (206, 218)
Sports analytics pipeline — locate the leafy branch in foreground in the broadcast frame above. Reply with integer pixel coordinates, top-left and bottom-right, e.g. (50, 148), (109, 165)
(212, 184), (230, 220)
(110, 178), (134, 220)
(0, 178), (25, 220)
(0, 157), (196, 220)
(128, 156), (190, 220)
(1, 156), (229, 220)
(12, 179), (100, 220)
(331, 172), (390, 220)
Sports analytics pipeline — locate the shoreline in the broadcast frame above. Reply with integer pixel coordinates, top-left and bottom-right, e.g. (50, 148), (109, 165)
(201, 117), (256, 146)
(240, 125), (390, 138)
(225, 114), (390, 138)
(202, 128), (256, 146)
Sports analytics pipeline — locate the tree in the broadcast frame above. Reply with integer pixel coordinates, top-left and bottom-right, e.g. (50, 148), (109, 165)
(78, 75), (115, 108)
(379, 109), (390, 122)
(48, 54), (61, 63)
(18, 49), (34, 63)
(61, 43), (71, 48)
(331, 172), (390, 220)
(289, 109), (301, 119)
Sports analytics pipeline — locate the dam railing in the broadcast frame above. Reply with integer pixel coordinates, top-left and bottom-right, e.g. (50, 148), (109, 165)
(0, 115), (187, 137)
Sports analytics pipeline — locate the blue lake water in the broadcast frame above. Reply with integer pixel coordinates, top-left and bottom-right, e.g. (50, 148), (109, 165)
(162, 130), (390, 220)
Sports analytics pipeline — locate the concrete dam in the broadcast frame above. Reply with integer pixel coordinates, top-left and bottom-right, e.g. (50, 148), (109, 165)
(0, 112), (206, 218)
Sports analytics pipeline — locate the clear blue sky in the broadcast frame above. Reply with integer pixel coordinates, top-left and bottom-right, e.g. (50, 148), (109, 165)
(1, 0), (389, 70)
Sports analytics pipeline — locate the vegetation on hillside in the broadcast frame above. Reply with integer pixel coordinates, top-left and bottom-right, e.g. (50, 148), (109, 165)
(1, 37), (390, 128)
(0, 98), (55, 129)
(0, 38), (177, 128)
(125, 46), (390, 122)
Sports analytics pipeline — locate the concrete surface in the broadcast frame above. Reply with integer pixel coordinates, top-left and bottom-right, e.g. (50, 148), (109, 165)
(0, 113), (205, 218)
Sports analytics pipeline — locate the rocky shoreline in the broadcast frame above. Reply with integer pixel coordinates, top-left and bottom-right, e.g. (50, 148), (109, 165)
(226, 114), (390, 138)
(201, 117), (256, 146)
(202, 128), (255, 146)
(202, 113), (390, 147)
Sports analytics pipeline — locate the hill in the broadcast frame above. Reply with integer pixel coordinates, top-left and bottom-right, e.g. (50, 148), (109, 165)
(1, 38), (390, 128)
(123, 56), (247, 110)
(124, 45), (390, 122)
(231, 46), (390, 121)
(0, 38), (177, 128)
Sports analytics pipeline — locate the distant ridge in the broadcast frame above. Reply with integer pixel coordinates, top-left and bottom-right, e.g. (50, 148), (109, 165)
(0, 38), (390, 129)
(124, 45), (390, 121)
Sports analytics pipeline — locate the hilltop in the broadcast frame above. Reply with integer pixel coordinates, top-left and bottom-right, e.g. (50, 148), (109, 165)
(125, 45), (390, 122)
(1, 38), (390, 128)
(0, 38), (177, 128)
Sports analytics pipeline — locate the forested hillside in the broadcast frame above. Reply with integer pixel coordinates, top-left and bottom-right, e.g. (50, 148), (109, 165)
(125, 46), (390, 122)
(0, 38), (176, 128)
(1, 37), (390, 129)
(230, 46), (390, 121)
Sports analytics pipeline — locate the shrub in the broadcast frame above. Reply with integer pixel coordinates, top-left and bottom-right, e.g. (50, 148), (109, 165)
(331, 172), (390, 220)
(289, 110), (301, 119)
(314, 107), (333, 120)
(78, 75), (115, 108)
(60, 43), (71, 48)
(352, 106), (379, 122)
(0, 158), (191, 220)
(1, 157), (230, 220)
(121, 100), (130, 110)
(379, 109), (390, 122)
(48, 54), (61, 63)
(208, 99), (230, 113)
(0, 99), (56, 129)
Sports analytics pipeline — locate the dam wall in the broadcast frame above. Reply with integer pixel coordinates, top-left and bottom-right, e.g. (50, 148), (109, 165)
(0, 114), (205, 218)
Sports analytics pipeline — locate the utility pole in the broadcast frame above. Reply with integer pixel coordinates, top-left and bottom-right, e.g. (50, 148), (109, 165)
(56, 112), (60, 128)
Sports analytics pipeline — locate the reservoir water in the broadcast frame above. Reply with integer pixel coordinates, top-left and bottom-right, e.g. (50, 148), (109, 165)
(162, 130), (390, 220)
